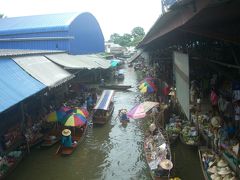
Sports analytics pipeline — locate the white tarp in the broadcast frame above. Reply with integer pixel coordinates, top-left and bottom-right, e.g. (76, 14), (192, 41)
(45, 53), (111, 69)
(173, 51), (190, 120)
(12, 55), (73, 88)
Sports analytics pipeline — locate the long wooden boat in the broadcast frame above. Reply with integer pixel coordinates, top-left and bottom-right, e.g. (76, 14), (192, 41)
(0, 151), (26, 179)
(144, 127), (172, 180)
(41, 136), (60, 147)
(99, 84), (132, 90)
(198, 146), (216, 180)
(41, 129), (61, 147)
(92, 90), (115, 125)
(57, 124), (88, 156)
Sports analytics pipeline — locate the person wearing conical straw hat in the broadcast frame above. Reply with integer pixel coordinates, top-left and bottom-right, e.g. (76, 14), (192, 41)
(155, 159), (173, 176)
(61, 129), (73, 147)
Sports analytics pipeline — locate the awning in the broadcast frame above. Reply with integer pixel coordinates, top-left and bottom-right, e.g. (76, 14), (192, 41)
(12, 56), (74, 88)
(45, 53), (111, 69)
(0, 58), (46, 112)
(128, 50), (143, 63)
(94, 90), (114, 110)
(110, 59), (121, 67)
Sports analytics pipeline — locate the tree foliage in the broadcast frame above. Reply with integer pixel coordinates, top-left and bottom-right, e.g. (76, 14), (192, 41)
(109, 27), (145, 47)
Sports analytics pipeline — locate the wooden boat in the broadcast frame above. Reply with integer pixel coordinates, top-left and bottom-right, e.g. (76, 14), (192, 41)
(198, 146), (216, 180)
(41, 128), (61, 147)
(180, 124), (199, 147)
(116, 69), (125, 80)
(92, 90), (115, 125)
(57, 124), (88, 155)
(144, 127), (172, 180)
(0, 151), (25, 179)
(41, 136), (60, 147)
(99, 84), (132, 90)
(119, 109), (130, 125)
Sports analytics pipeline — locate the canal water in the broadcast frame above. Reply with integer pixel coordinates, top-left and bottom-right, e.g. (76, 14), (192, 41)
(8, 65), (203, 180)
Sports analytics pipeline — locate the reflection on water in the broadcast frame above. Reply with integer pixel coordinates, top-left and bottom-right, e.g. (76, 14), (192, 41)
(8, 65), (203, 180)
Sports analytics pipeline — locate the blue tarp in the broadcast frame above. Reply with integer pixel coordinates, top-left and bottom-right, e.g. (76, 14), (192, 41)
(0, 58), (46, 112)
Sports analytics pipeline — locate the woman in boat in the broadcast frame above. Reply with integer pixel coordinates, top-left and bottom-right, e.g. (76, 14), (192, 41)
(119, 109), (129, 123)
(155, 159), (173, 177)
(61, 129), (74, 148)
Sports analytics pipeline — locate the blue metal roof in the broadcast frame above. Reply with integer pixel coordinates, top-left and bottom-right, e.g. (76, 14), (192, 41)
(0, 58), (46, 112)
(0, 12), (80, 35)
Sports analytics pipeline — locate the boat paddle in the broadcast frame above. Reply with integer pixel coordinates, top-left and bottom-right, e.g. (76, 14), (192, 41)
(55, 145), (61, 155)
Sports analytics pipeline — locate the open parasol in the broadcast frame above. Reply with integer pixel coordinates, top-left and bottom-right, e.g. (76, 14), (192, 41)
(127, 101), (159, 119)
(62, 113), (88, 127)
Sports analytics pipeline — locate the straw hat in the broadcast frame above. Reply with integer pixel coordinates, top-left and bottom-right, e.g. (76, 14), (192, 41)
(207, 166), (217, 174)
(211, 116), (221, 128)
(120, 109), (127, 113)
(217, 159), (227, 168)
(210, 173), (221, 180)
(149, 123), (156, 132)
(62, 129), (71, 136)
(218, 167), (231, 175)
(159, 159), (173, 170)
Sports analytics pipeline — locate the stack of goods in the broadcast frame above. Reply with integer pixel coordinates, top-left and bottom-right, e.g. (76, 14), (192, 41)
(3, 124), (23, 151)
(166, 116), (182, 144)
(181, 122), (199, 146)
(144, 126), (172, 178)
(0, 150), (23, 178)
(207, 159), (237, 180)
(197, 114), (213, 138)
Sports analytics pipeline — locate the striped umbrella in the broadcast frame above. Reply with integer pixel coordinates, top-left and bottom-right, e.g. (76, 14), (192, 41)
(62, 113), (87, 127)
(46, 111), (66, 122)
(67, 107), (89, 118)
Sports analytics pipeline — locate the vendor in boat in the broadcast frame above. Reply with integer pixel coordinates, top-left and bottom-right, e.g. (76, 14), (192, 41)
(61, 129), (73, 147)
(119, 109), (129, 122)
(100, 78), (105, 86)
(155, 159), (173, 177)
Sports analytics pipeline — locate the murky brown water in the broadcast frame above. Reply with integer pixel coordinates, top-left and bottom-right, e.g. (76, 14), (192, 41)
(8, 65), (203, 180)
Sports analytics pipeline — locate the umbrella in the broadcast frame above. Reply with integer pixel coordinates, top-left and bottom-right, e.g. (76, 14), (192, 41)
(46, 111), (67, 122)
(127, 101), (159, 119)
(140, 85), (155, 93)
(67, 107), (89, 118)
(110, 59), (121, 67)
(62, 113), (87, 127)
(139, 81), (157, 93)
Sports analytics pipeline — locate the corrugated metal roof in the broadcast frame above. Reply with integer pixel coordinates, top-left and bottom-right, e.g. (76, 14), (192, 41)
(45, 53), (111, 69)
(0, 49), (65, 57)
(0, 58), (46, 113)
(12, 56), (74, 88)
(0, 12), (80, 35)
(94, 90), (115, 110)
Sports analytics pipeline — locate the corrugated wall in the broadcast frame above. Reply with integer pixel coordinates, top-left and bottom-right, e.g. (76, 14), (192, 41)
(0, 31), (70, 51)
(0, 12), (104, 54)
